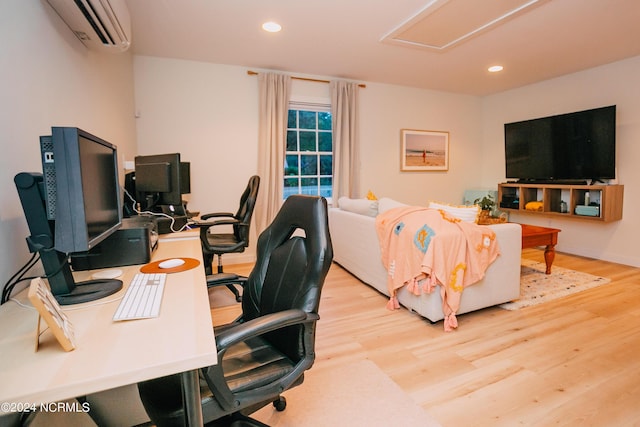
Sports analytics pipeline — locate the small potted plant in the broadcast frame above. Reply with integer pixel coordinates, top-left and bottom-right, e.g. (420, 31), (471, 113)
(474, 193), (496, 222)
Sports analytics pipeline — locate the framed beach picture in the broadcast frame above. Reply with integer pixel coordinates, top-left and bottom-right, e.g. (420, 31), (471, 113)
(400, 129), (449, 171)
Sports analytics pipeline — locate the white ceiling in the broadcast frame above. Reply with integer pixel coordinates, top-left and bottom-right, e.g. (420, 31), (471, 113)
(124, 0), (640, 96)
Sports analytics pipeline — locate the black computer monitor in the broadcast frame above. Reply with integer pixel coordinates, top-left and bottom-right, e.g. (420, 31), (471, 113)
(134, 153), (190, 212)
(49, 127), (123, 252)
(14, 127), (123, 305)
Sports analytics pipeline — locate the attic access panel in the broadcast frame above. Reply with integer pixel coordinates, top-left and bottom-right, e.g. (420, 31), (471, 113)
(381, 0), (546, 51)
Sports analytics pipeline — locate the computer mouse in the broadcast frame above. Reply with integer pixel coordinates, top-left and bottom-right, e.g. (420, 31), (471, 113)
(159, 258), (185, 269)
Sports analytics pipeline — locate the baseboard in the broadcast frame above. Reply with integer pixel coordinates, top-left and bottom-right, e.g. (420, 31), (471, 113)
(558, 244), (640, 268)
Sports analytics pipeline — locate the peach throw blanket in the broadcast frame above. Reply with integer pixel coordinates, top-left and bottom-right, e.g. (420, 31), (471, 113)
(375, 206), (500, 331)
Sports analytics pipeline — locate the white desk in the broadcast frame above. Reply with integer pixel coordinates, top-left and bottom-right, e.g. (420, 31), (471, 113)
(0, 230), (216, 425)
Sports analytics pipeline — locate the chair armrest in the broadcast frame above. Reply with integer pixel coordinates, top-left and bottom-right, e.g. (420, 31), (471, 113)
(201, 212), (235, 220)
(193, 217), (240, 230)
(194, 217), (239, 226)
(214, 309), (318, 350)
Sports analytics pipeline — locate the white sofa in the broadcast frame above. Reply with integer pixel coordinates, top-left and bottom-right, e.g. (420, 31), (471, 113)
(328, 198), (522, 323)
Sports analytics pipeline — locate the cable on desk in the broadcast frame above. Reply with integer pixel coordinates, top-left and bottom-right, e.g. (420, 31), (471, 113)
(1, 252), (39, 304)
(122, 187), (190, 233)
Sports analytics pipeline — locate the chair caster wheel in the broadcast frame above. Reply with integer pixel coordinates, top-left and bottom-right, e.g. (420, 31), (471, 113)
(273, 396), (286, 412)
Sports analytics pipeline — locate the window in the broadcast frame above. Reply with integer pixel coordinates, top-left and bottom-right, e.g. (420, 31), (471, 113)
(284, 105), (332, 200)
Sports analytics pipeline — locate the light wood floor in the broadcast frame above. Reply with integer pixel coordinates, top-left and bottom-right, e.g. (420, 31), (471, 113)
(211, 249), (640, 426)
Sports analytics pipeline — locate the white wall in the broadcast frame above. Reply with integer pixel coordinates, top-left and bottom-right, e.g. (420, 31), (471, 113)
(133, 57), (484, 263)
(133, 57), (341, 215)
(480, 56), (640, 266)
(359, 82), (483, 204)
(134, 54), (640, 267)
(0, 2), (137, 293)
(133, 56), (259, 216)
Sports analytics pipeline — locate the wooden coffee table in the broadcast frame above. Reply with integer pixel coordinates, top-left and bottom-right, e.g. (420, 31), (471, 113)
(520, 224), (561, 274)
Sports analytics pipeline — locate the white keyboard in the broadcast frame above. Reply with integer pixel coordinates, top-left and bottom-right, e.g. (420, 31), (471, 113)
(113, 273), (167, 321)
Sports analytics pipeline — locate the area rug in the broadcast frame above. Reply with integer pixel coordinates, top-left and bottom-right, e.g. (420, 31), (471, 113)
(499, 258), (611, 310)
(252, 359), (442, 427)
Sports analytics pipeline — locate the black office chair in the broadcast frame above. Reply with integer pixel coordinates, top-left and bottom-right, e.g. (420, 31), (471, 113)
(198, 175), (260, 302)
(138, 195), (333, 427)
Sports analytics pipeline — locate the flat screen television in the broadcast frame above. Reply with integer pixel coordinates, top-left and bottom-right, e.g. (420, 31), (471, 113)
(14, 127), (123, 305)
(504, 105), (616, 183)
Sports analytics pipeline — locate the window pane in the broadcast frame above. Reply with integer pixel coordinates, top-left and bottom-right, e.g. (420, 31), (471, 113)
(299, 131), (316, 151)
(319, 155), (332, 175)
(300, 155), (317, 175)
(284, 107), (332, 200)
(287, 110), (297, 128)
(284, 177), (298, 187)
(301, 177), (318, 195)
(285, 155), (299, 176)
(286, 130), (298, 151)
(320, 177), (332, 197)
(318, 112), (332, 130)
(299, 111), (316, 129)
(283, 178), (298, 198)
(318, 132), (332, 151)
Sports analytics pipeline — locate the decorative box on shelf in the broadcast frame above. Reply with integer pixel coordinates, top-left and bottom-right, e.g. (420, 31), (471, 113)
(575, 205), (600, 217)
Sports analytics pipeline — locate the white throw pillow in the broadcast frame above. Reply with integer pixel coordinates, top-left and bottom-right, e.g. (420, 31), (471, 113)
(377, 197), (408, 214)
(428, 201), (480, 223)
(338, 197), (379, 217)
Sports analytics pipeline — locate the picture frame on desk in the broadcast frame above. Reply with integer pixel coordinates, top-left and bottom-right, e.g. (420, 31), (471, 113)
(28, 278), (76, 352)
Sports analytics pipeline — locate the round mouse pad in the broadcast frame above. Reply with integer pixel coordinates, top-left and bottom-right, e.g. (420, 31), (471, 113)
(140, 257), (200, 274)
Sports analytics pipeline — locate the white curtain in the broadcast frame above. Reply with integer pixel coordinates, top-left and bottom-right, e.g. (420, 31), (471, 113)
(256, 72), (291, 233)
(330, 80), (360, 200)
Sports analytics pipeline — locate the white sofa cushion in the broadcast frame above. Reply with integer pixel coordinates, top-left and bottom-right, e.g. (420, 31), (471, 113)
(338, 197), (379, 217)
(428, 201), (480, 223)
(378, 197), (408, 214)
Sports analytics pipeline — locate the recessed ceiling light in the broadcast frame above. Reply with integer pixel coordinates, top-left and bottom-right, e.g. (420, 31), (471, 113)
(488, 65), (504, 73)
(262, 21), (282, 33)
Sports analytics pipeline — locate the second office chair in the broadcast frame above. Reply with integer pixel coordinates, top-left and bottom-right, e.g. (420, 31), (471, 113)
(198, 175), (260, 302)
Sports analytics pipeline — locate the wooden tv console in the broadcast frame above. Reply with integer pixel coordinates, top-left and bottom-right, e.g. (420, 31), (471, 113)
(498, 183), (623, 222)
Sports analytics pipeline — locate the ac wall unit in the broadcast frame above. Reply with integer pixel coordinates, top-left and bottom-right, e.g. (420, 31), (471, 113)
(46, 0), (131, 53)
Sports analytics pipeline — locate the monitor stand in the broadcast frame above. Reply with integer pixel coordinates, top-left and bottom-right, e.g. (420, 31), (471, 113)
(55, 279), (123, 305)
(14, 172), (124, 306)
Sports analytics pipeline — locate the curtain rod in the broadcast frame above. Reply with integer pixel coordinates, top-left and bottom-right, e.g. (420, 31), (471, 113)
(247, 70), (366, 88)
